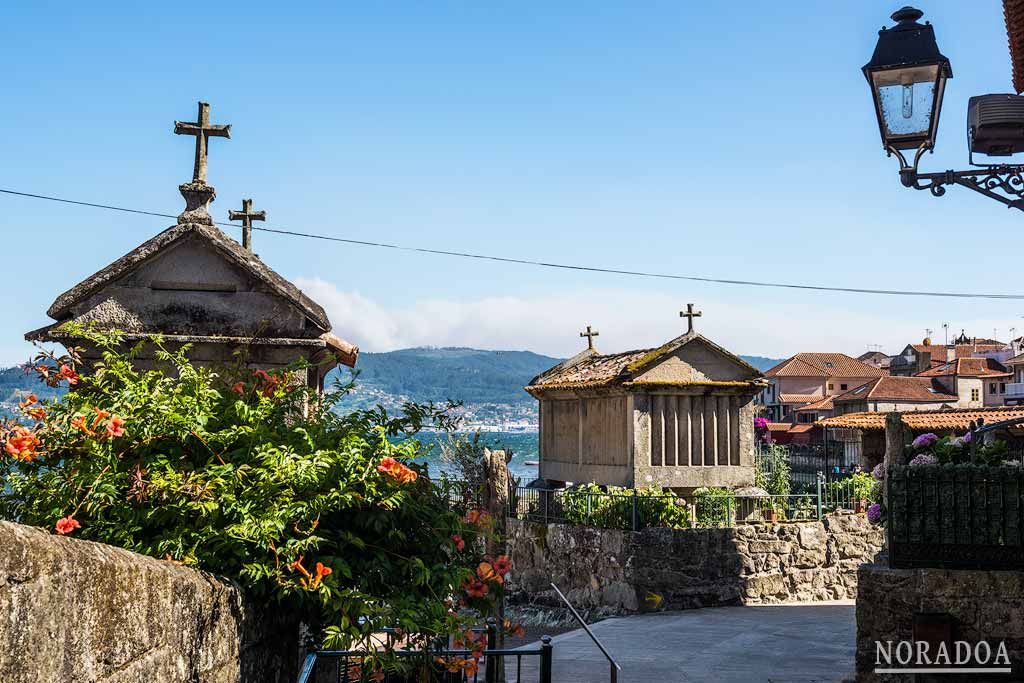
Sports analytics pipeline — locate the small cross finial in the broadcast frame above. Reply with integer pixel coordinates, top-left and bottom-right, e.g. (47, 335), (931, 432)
(173, 102), (231, 224)
(579, 325), (600, 350)
(228, 198), (266, 251)
(174, 102), (231, 184)
(680, 303), (702, 333)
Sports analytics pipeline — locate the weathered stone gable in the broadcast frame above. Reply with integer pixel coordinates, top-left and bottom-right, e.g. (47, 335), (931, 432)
(55, 233), (318, 340)
(633, 338), (761, 385)
(0, 521), (301, 683)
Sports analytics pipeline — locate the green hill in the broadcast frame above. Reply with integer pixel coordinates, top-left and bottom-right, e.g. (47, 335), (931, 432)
(329, 347), (783, 417)
(331, 348), (561, 408)
(0, 349), (783, 422)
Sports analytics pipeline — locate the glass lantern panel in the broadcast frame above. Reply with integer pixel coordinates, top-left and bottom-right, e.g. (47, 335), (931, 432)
(871, 65), (940, 139)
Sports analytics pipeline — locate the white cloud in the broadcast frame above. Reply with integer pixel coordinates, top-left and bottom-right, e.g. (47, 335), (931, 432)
(296, 277), (980, 360)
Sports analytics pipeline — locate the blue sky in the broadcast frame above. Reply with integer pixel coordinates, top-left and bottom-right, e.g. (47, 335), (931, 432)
(2, 1), (1021, 364)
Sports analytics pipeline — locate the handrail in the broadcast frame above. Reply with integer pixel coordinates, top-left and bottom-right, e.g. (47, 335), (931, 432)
(549, 582), (621, 683)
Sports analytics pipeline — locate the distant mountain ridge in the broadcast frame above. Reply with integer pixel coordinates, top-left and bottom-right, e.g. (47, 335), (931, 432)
(0, 348), (784, 421)
(331, 347), (562, 408)
(330, 347), (783, 416)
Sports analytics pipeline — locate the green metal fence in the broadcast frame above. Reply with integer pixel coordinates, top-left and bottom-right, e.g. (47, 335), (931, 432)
(507, 480), (862, 531)
(888, 464), (1024, 570)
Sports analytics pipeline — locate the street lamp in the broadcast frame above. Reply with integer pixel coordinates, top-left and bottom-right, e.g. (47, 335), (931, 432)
(864, 7), (951, 155)
(865, 6), (1024, 210)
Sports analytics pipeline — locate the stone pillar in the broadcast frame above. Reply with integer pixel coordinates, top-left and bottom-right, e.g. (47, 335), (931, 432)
(631, 394), (650, 487)
(482, 448), (511, 679)
(883, 412), (908, 468)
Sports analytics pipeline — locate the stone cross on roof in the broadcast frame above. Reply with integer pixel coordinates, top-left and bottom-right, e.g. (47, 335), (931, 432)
(173, 102), (231, 225)
(579, 325), (599, 350)
(228, 198), (266, 252)
(174, 102), (231, 184)
(680, 303), (702, 333)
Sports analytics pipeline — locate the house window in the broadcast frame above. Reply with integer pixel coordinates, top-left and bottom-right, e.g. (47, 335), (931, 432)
(971, 388), (980, 402)
(828, 383), (834, 390)
(1001, 383), (1007, 394)
(840, 384), (848, 390)
(990, 383), (997, 394)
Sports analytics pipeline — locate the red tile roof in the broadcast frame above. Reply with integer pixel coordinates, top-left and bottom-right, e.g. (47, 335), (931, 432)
(788, 424), (817, 434)
(912, 344), (950, 362)
(778, 393), (822, 405)
(1005, 0), (1024, 93)
(793, 395), (834, 412)
(916, 357), (1011, 378)
(820, 406), (1024, 431)
(764, 353), (886, 379)
(833, 376), (958, 404)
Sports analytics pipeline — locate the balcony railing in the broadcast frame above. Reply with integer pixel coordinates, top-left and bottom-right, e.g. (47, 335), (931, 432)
(1005, 382), (1024, 398)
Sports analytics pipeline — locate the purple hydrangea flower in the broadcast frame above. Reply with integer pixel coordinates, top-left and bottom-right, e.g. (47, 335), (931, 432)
(911, 433), (939, 449)
(754, 417), (769, 430)
(963, 431), (973, 444)
(866, 503), (882, 524)
(909, 454), (938, 466)
(872, 463), (885, 480)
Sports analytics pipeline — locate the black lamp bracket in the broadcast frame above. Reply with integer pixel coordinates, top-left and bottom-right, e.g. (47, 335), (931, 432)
(888, 142), (1024, 211)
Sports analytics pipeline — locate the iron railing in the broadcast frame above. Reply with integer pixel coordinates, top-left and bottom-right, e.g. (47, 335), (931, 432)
(507, 478), (867, 531)
(755, 443), (862, 491)
(297, 620), (552, 683)
(888, 464), (1024, 570)
(549, 582), (619, 683)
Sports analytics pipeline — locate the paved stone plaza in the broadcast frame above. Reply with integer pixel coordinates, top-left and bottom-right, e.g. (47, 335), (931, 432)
(512, 602), (856, 683)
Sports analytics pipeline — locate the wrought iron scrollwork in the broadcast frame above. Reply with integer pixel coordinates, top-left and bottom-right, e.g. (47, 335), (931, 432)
(888, 143), (1024, 211)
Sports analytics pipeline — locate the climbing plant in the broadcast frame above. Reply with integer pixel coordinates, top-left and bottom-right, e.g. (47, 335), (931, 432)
(0, 325), (515, 678)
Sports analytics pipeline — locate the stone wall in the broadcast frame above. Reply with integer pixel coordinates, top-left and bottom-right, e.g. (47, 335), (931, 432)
(856, 562), (1024, 682)
(507, 512), (883, 615)
(0, 521), (301, 683)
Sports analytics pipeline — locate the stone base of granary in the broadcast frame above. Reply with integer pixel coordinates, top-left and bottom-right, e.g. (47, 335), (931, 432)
(506, 512), (884, 614)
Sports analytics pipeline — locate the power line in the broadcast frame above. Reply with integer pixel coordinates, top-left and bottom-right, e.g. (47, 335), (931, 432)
(3, 186), (1023, 300)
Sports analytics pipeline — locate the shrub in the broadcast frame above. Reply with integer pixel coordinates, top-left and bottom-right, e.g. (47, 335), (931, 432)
(0, 327), (511, 668)
(827, 472), (874, 507)
(693, 487), (735, 527)
(755, 443), (791, 498)
(560, 484), (690, 530)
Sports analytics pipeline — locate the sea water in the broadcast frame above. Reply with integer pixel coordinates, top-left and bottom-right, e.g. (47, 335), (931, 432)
(408, 431), (539, 481)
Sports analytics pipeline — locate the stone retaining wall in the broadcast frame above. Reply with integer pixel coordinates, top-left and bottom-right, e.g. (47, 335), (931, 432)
(507, 512), (883, 614)
(0, 521), (301, 683)
(856, 562), (1024, 682)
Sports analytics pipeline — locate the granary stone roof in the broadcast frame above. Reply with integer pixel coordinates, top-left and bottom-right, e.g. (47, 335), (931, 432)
(525, 331), (765, 394)
(764, 353), (886, 379)
(45, 222), (331, 332)
(818, 406), (1024, 432)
